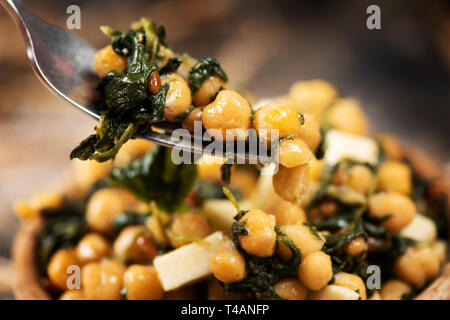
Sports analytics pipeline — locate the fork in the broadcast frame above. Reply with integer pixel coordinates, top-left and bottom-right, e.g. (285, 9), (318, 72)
(1, 0), (270, 163)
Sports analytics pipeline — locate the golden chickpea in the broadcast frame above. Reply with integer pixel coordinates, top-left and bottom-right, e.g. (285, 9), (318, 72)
(182, 107), (202, 133)
(369, 191), (416, 232)
(380, 279), (412, 300)
(274, 278), (308, 300)
(114, 139), (154, 167)
(273, 164), (310, 204)
(431, 240), (447, 265)
(343, 236), (367, 257)
(86, 188), (138, 234)
(297, 113), (321, 151)
(75, 233), (111, 264)
(238, 209), (277, 257)
(82, 259), (126, 300)
(72, 159), (113, 191)
(113, 226), (159, 263)
(278, 224), (325, 260)
(278, 138), (313, 168)
(47, 248), (81, 290)
(196, 155), (226, 181)
(193, 75), (228, 107)
(123, 265), (164, 300)
(309, 157), (324, 181)
(333, 272), (367, 300)
(201, 90), (252, 140)
(161, 73), (192, 122)
(288, 80), (338, 122)
(59, 290), (85, 300)
(165, 284), (201, 300)
(395, 246), (440, 289)
(298, 251), (333, 291)
(210, 240), (246, 283)
(253, 103), (302, 144)
(269, 200), (306, 226)
(93, 45), (127, 77)
(345, 165), (373, 195)
(377, 161), (412, 195)
(326, 98), (369, 136)
(168, 212), (212, 248)
(377, 134), (403, 161)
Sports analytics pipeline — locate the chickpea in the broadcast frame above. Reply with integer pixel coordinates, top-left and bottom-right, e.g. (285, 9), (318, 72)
(298, 251), (333, 291)
(210, 240), (246, 283)
(75, 233), (111, 264)
(123, 265), (164, 300)
(326, 98), (369, 136)
(345, 165), (373, 195)
(165, 284), (201, 300)
(377, 161), (412, 195)
(309, 157), (324, 181)
(201, 90), (252, 140)
(297, 113), (321, 151)
(318, 199), (339, 218)
(273, 164), (310, 204)
(114, 226), (159, 263)
(238, 209), (277, 257)
(72, 159), (113, 191)
(82, 259), (126, 300)
(86, 188), (138, 234)
(333, 272), (367, 300)
(14, 190), (63, 220)
(193, 75), (228, 107)
(47, 248), (81, 290)
(431, 240), (447, 265)
(269, 200), (306, 226)
(288, 80), (338, 122)
(93, 45), (127, 77)
(161, 73), (192, 122)
(168, 212), (212, 248)
(278, 138), (313, 168)
(196, 155), (226, 181)
(377, 133), (403, 161)
(395, 246), (440, 289)
(182, 107), (202, 133)
(208, 280), (246, 300)
(253, 103), (302, 144)
(380, 279), (412, 300)
(59, 290), (85, 300)
(278, 224), (325, 260)
(229, 169), (258, 198)
(274, 278), (308, 300)
(114, 139), (154, 167)
(369, 191), (416, 232)
(343, 236), (367, 257)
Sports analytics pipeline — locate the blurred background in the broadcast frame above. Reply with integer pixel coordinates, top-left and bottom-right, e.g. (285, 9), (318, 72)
(0, 0), (449, 298)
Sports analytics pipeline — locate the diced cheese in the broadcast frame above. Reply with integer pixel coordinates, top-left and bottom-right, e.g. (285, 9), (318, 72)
(400, 214), (437, 244)
(308, 284), (360, 300)
(154, 231), (225, 291)
(202, 200), (252, 233)
(326, 185), (366, 205)
(324, 129), (379, 166)
(249, 163), (283, 211)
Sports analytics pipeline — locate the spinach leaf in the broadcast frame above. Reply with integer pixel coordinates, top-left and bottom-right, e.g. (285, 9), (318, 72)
(39, 201), (86, 274)
(112, 212), (150, 234)
(194, 180), (242, 202)
(109, 146), (197, 212)
(188, 57), (228, 94)
(220, 163), (233, 184)
(159, 57), (182, 75)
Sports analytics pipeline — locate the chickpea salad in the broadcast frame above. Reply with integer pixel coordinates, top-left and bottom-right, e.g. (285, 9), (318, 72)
(14, 18), (448, 300)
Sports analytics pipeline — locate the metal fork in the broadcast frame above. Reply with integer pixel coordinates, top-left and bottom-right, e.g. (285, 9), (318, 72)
(1, 0), (270, 163)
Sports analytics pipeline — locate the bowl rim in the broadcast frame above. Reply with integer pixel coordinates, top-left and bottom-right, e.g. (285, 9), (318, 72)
(11, 142), (450, 300)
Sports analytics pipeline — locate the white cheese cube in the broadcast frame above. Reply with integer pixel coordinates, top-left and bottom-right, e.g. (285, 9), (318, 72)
(324, 129), (379, 166)
(153, 231), (225, 291)
(202, 200), (252, 233)
(308, 284), (360, 300)
(400, 214), (437, 244)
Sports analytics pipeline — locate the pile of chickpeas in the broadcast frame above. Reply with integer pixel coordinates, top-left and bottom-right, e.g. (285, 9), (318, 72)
(93, 39), (322, 204)
(16, 49), (448, 300)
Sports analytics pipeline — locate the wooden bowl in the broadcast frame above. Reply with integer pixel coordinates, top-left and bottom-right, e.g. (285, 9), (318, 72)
(11, 144), (450, 300)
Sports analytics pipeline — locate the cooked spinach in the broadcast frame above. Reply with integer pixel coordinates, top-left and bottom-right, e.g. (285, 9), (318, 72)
(39, 201), (86, 273)
(188, 57), (228, 94)
(159, 57), (182, 75)
(112, 212), (150, 234)
(220, 163), (233, 184)
(109, 146), (197, 212)
(194, 180), (242, 202)
(71, 19), (169, 162)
